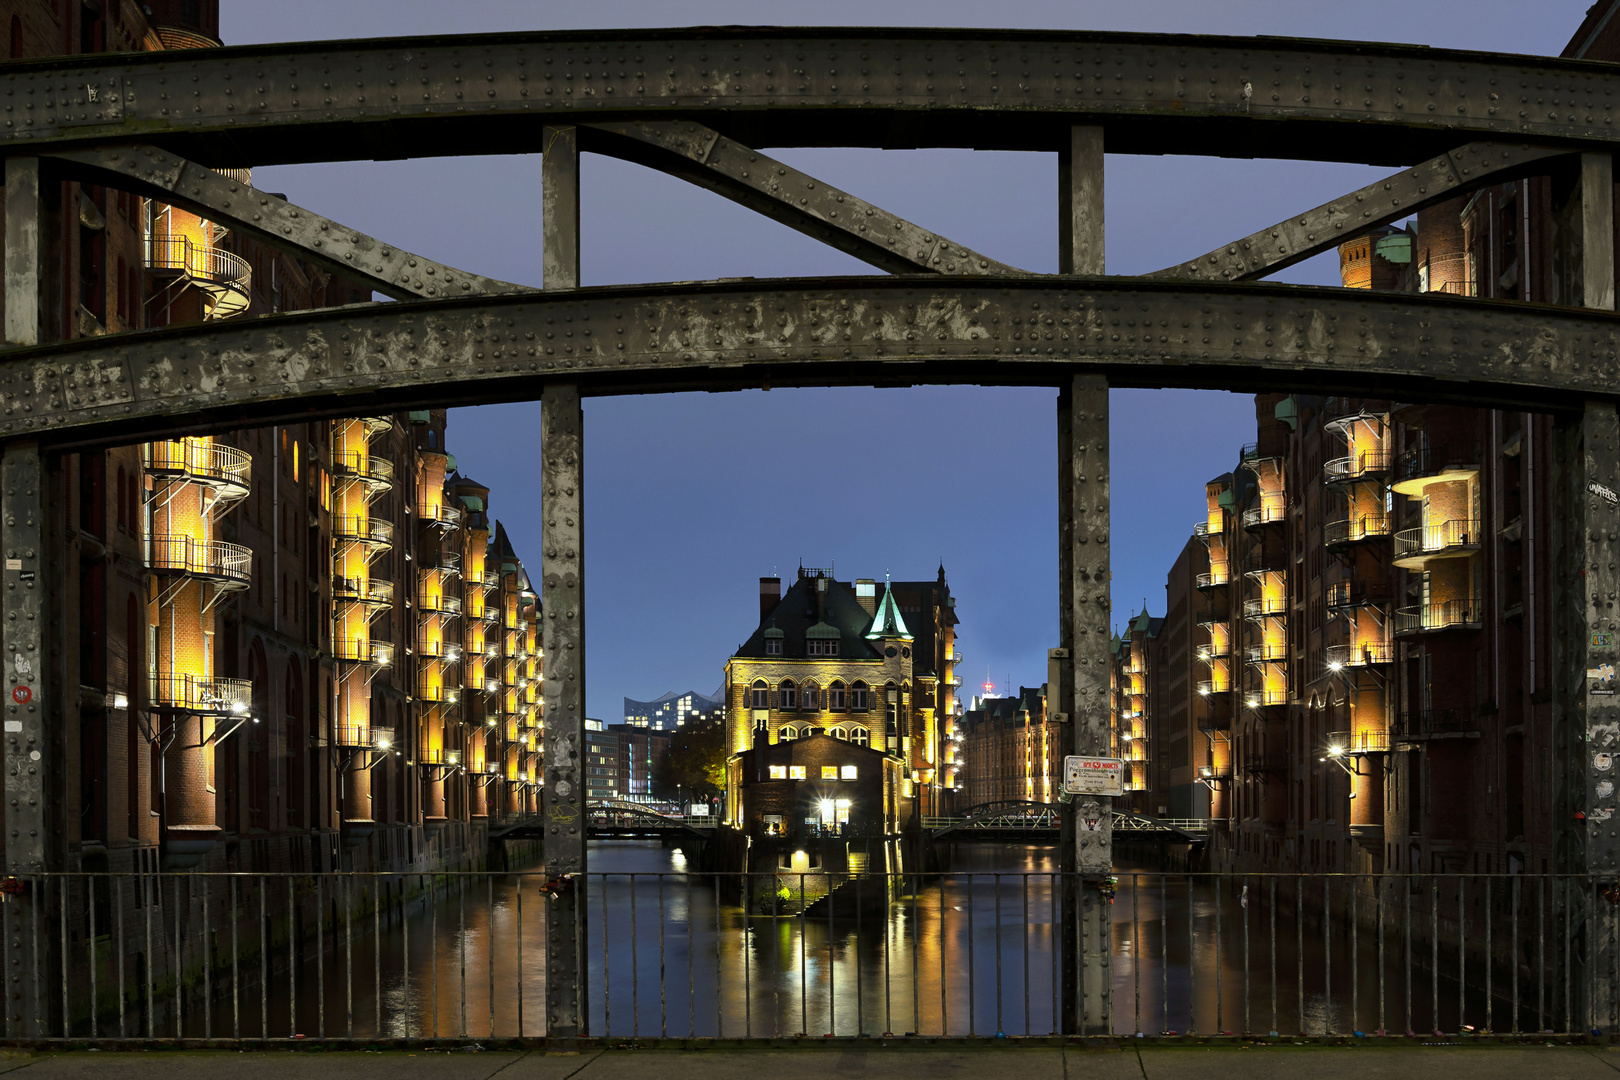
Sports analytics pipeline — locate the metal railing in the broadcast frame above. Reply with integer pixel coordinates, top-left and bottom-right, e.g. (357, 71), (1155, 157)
(144, 535), (252, 587)
(144, 236), (252, 317)
(333, 636), (395, 665)
(1242, 596), (1287, 619)
(1393, 599), (1483, 635)
(1196, 568), (1230, 588)
(1327, 729), (1392, 753)
(1323, 448), (1391, 483)
(1246, 642), (1288, 664)
(1241, 503), (1286, 529)
(1394, 519), (1482, 562)
(1395, 443), (1480, 486)
(419, 591), (463, 616)
(4, 867), (1612, 1044)
(1196, 644), (1228, 662)
(331, 515), (395, 546)
(334, 575), (394, 607)
(1325, 641), (1393, 668)
(1324, 513), (1391, 547)
(1325, 580), (1393, 610)
(148, 673), (252, 715)
(143, 439), (251, 494)
(1393, 708), (1480, 739)
(333, 452), (395, 490)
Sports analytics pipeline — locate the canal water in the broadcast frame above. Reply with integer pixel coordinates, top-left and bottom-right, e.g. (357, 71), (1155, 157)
(151, 841), (1548, 1040)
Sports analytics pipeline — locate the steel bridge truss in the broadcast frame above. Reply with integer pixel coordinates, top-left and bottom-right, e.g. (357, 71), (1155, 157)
(1, 25), (1619, 1043)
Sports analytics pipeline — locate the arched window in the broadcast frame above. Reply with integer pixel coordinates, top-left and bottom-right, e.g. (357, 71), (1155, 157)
(849, 727), (870, 748)
(779, 725), (798, 742)
(778, 679), (797, 710)
(851, 681), (870, 711)
(750, 680), (769, 710)
(801, 681), (820, 711)
(829, 726), (847, 740)
(828, 680), (846, 711)
(885, 682), (900, 735)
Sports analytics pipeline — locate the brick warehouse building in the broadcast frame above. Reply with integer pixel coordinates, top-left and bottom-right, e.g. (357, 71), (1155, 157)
(0, 0), (545, 877)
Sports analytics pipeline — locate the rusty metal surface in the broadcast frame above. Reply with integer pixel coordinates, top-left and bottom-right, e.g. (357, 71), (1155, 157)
(44, 145), (528, 300)
(0, 277), (1615, 447)
(583, 120), (1021, 274)
(1152, 141), (1571, 282)
(3, 30), (1620, 165)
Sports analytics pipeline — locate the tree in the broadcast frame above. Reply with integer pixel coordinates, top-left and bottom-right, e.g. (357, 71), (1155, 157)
(653, 717), (725, 802)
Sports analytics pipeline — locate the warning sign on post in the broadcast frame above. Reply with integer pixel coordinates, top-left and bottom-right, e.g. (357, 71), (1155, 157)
(1063, 755), (1124, 797)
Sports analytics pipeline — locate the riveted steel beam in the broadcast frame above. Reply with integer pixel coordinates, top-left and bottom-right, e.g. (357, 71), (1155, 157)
(2, 278), (1620, 447)
(1152, 141), (1571, 282)
(539, 383), (585, 1039)
(5, 32), (1620, 166)
(583, 120), (1022, 275)
(542, 125), (580, 290)
(44, 144), (528, 301)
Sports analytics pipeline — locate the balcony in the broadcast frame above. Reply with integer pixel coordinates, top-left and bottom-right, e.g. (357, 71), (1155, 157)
(1394, 599), (1483, 636)
(1393, 519), (1481, 569)
(417, 674), (455, 703)
(334, 575), (394, 609)
(419, 591), (463, 617)
(1393, 708), (1480, 741)
(1197, 712), (1232, 735)
(1240, 441), (1282, 465)
(145, 235), (252, 319)
(1325, 580), (1393, 611)
(1323, 448), (1392, 486)
(1324, 513), (1392, 551)
(145, 536), (251, 590)
(333, 635), (396, 665)
(1197, 765), (1233, 784)
(1196, 643), (1229, 663)
(149, 674), (252, 716)
(1242, 596), (1287, 619)
(1241, 503), (1286, 530)
(422, 552), (463, 577)
(332, 515), (395, 548)
(1196, 679), (1230, 697)
(1392, 442), (1480, 496)
(1325, 641), (1393, 668)
(143, 440), (251, 502)
(1244, 688), (1288, 708)
(1326, 729), (1391, 754)
(425, 503), (463, 530)
(1246, 642), (1288, 664)
(482, 569), (501, 588)
(1196, 609), (1228, 628)
(1195, 568), (1230, 590)
(1193, 516), (1224, 542)
(1241, 753), (1288, 778)
(333, 452), (395, 494)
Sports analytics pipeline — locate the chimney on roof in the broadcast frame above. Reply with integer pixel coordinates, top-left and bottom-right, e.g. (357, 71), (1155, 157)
(855, 579), (878, 617)
(760, 577), (781, 622)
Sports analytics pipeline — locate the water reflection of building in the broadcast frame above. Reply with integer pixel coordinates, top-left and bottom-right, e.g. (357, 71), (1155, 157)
(724, 565), (958, 832)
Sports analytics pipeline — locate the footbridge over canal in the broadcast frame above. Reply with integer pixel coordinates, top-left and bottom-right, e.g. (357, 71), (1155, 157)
(923, 801), (1207, 845)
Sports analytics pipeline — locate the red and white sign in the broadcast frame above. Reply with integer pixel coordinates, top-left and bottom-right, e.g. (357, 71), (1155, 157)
(1063, 755), (1124, 797)
(10, 686), (31, 705)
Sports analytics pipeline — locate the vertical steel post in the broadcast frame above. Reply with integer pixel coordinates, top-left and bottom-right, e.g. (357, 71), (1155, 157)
(543, 126), (581, 290)
(1057, 124), (1109, 1037)
(541, 384), (587, 1038)
(1555, 151), (1618, 1030)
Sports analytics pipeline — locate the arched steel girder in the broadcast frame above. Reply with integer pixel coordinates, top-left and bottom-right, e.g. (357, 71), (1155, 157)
(4, 29), (1619, 166)
(5, 276), (1614, 448)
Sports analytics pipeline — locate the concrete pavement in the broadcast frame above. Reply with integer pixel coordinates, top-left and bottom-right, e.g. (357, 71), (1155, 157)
(2, 1045), (1620, 1080)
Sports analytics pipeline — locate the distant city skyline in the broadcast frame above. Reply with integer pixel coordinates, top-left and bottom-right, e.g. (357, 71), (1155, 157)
(223, 0), (1590, 717)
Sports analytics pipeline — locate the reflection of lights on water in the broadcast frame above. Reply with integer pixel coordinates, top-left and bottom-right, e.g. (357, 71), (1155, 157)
(670, 848), (687, 872)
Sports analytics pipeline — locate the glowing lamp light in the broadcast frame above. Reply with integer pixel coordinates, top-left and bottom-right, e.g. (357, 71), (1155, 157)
(375, 736), (391, 751)
(112, 693), (129, 710)
(1197, 687), (1209, 697)
(818, 799), (834, 818)
(1327, 745), (1344, 757)
(1328, 661), (1344, 673)
(231, 701), (248, 715)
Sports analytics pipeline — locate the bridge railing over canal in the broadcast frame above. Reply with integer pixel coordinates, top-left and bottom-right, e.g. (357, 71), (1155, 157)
(4, 868), (1612, 1044)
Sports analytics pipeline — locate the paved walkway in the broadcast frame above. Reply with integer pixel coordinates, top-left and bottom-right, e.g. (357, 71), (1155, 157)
(3, 1045), (1620, 1080)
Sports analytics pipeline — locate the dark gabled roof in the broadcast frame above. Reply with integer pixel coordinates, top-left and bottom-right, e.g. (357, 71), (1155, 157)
(735, 574), (883, 661)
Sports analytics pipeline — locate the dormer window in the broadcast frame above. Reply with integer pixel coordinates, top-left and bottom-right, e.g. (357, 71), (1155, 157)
(807, 639), (838, 656)
(766, 640), (782, 655)
(805, 622), (840, 656)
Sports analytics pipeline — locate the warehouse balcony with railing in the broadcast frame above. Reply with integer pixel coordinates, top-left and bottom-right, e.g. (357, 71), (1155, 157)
(1241, 502), (1286, 530)
(1193, 515), (1225, 542)
(1393, 599), (1483, 636)
(1244, 687), (1288, 708)
(144, 235), (252, 319)
(417, 673), (457, 703)
(1392, 708), (1480, 741)
(149, 673), (252, 715)
(1323, 448), (1392, 485)
(1195, 565), (1231, 590)
(1392, 441), (1480, 496)
(1393, 519), (1481, 568)
(333, 634), (396, 665)
(422, 552), (463, 577)
(334, 575), (394, 609)
(419, 591), (463, 617)
(143, 440), (251, 503)
(422, 501), (463, 530)
(1196, 678), (1230, 697)
(1242, 596), (1287, 619)
(1196, 642), (1229, 662)
(1246, 641), (1288, 664)
(1326, 729), (1391, 755)
(332, 514), (395, 548)
(1325, 580), (1393, 611)
(144, 536), (251, 589)
(1324, 513), (1392, 551)
(1325, 640), (1393, 668)
(333, 452), (395, 494)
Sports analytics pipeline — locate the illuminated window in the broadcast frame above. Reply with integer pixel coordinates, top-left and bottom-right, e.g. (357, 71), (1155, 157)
(789, 765), (806, 780)
(850, 727), (869, 747)
(750, 680), (769, 709)
(841, 765), (857, 781)
(821, 765), (839, 780)
(830, 727), (847, 740)
(768, 765), (787, 780)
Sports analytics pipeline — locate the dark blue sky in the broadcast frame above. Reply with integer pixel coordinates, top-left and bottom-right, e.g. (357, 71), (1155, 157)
(225, 1), (1589, 711)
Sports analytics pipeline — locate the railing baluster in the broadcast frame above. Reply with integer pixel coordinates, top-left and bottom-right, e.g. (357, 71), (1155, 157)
(1188, 875), (1195, 1036)
(377, 876), (383, 1039)
(116, 875), (126, 1040)
(400, 874), (408, 1041)
(1432, 876), (1439, 1034)
(1215, 873), (1223, 1034)
(713, 874), (723, 1039)
(1511, 875), (1520, 1035)
(1351, 875), (1358, 1035)
(1323, 876), (1330, 1036)
(1269, 876), (1277, 1036)
(345, 876), (354, 1040)
(1377, 875), (1385, 1036)
(659, 873), (667, 1038)
(1162, 874), (1169, 1034)
(316, 875), (325, 1040)
(430, 872), (438, 1039)
(172, 876), (182, 1039)
(1457, 875), (1465, 1035)
(231, 876), (240, 1040)
(487, 874), (495, 1040)
(515, 875), (524, 1038)
(968, 873), (976, 1036)
(1296, 875), (1304, 1036)
(688, 873), (696, 1039)
(995, 873), (1003, 1037)
(799, 873), (807, 1037)
(827, 869), (835, 1036)
(458, 875), (467, 1038)
(287, 877), (295, 1039)
(1485, 875), (1493, 1035)
(630, 873), (639, 1037)
(1242, 876), (1250, 1037)
(202, 875), (211, 1041)
(1023, 873), (1031, 1036)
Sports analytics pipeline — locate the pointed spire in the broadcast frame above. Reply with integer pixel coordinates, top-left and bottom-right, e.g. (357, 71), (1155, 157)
(865, 580), (913, 641)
